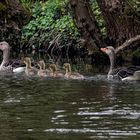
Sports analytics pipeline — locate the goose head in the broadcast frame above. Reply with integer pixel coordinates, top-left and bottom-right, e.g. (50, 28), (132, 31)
(63, 63), (71, 72)
(100, 46), (116, 64)
(49, 64), (57, 73)
(0, 41), (10, 51)
(100, 46), (115, 56)
(23, 57), (32, 68)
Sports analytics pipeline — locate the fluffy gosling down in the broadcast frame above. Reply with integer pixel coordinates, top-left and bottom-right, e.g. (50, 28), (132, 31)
(23, 57), (38, 76)
(63, 63), (84, 79)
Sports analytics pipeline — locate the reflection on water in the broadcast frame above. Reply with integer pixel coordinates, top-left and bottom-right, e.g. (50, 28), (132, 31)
(0, 74), (140, 140)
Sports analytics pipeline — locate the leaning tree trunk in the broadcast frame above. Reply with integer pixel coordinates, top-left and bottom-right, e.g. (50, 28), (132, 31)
(70, 0), (106, 54)
(0, 0), (30, 47)
(97, 0), (140, 47)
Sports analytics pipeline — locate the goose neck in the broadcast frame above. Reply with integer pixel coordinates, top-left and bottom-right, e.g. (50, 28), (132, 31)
(1, 49), (9, 67)
(108, 52), (115, 76)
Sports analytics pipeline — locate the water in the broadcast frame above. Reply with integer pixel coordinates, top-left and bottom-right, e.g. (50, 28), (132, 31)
(0, 74), (140, 140)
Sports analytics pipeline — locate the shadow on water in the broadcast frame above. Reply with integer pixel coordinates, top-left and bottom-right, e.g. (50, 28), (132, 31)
(0, 73), (139, 140)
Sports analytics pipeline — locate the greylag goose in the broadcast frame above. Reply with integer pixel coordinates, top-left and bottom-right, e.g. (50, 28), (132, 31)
(49, 64), (64, 77)
(63, 63), (84, 79)
(100, 46), (140, 81)
(23, 57), (38, 76)
(37, 60), (50, 77)
(0, 41), (25, 73)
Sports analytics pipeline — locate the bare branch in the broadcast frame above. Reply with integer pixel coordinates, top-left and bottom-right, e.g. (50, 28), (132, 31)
(115, 35), (140, 54)
(46, 34), (62, 52)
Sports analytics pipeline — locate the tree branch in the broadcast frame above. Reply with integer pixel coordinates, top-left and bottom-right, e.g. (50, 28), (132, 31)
(115, 35), (140, 54)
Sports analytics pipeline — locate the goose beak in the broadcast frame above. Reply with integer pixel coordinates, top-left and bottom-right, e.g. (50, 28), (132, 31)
(100, 48), (107, 53)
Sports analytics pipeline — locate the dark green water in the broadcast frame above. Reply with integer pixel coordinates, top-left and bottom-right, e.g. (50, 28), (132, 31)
(0, 74), (140, 140)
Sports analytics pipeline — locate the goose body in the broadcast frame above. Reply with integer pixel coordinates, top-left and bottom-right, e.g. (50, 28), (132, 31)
(23, 57), (37, 76)
(13, 67), (25, 73)
(63, 63), (84, 80)
(37, 60), (50, 77)
(100, 46), (140, 81)
(49, 64), (64, 78)
(0, 41), (25, 74)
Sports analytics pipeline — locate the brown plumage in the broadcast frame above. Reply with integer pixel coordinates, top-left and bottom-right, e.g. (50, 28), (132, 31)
(63, 63), (84, 79)
(49, 64), (64, 77)
(37, 60), (50, 77)
(23, 57), (37, 76)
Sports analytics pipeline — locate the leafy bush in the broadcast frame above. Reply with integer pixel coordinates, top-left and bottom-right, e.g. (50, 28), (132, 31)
(90, 0), (106, 36)
(22, 0), (79, 48)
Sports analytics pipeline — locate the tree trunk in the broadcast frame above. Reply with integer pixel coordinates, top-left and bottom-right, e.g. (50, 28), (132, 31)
(97, 0), (140, 47)
(70, 0), (106, 54)
(0, 0), (30, 47)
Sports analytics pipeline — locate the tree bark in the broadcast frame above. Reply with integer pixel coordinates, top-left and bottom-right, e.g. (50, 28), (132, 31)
(0, 0), (30, 47)
(70, 0), (106, 54)
(97, 0), (140, 47)
(0, 0), (29, 29)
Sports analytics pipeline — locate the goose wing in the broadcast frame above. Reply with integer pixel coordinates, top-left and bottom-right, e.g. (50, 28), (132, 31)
(4, 60), (25, 68)
(113, 66), (140, 79)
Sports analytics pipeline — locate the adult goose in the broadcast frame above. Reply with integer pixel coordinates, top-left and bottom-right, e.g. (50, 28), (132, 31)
(100, 46), (140, 81)
(0, 41), (25, 73)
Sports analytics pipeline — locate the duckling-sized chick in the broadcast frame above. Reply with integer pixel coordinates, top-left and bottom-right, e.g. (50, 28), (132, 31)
(49, 64), (64, 77)
(23, 57), (38, 76)
(37, 60), (50, 77)
(63, 63), (84, 79)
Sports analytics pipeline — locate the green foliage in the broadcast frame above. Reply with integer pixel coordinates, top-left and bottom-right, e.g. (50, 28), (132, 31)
(19, 0), (41, 12)
(132, 48), (140, 57)
(22, 0), (79, 47)
(125, 0), (140, 16)
(127, 0), (140, 11)
(0, 2), (6, 12)
(90, 0), (107, 36)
